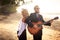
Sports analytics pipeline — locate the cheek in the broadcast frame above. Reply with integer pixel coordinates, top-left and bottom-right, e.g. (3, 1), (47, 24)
(22, 14), (25, 16)
(23, 14), (26, 17)
(36, 10), (39, 12)
(37, 9), (39, 11)
(35, 9), (37, 12)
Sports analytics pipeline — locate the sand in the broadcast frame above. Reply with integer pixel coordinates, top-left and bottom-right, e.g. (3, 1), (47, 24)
(0, 14), (60, 40)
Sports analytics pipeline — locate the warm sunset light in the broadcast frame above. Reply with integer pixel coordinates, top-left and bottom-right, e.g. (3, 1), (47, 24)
(16, 0), (60, 18)
(0, 0), (60, 40)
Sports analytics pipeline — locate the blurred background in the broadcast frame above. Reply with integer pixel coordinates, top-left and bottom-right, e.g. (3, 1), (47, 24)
(0, 0), (60, 40)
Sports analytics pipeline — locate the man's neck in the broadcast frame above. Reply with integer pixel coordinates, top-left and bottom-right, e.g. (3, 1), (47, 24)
(35, 13), (40, 15)
(35, 12), (39, 14)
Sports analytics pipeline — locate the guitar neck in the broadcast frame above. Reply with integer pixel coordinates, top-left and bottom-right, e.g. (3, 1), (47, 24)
(43, 17), (58, 25)
(36, 17), (58, 27)
(47, 17), (58, 23)
(47, 19), (54, 23)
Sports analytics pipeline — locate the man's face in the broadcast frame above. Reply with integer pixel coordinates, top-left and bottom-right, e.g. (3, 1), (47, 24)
(34, 6), (40, 13)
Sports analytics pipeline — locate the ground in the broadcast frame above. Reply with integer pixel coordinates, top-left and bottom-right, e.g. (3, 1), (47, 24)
(0, 13), (60, 40)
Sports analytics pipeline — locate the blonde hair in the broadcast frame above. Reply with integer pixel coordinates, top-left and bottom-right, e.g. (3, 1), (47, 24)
(21, 9), (29, 18)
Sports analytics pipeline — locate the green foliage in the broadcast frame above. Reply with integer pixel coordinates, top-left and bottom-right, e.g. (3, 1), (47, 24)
(0, 0), (17, 15)
(0, 0), (15, 5)
(7, 5), (16, 13)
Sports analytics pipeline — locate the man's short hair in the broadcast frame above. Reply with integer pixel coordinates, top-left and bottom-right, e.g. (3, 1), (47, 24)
(34, 5), (39, 9)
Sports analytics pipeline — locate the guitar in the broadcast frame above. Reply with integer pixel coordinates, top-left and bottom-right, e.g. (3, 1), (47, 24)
(28, 17), (59, 35)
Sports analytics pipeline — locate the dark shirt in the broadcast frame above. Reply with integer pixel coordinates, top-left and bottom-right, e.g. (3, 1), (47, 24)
(25, 13), (51, 27)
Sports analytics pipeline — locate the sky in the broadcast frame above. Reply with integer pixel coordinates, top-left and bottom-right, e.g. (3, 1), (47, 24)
(32, 0), (60, 15)
(16, 0), (60, 18)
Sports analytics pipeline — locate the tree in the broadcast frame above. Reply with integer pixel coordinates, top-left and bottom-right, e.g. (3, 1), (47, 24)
(0, 0), (16, 15)
(0, 0), (15, 5)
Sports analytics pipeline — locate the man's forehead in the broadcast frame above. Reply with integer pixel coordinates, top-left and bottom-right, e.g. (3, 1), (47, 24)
(34, 5), (40, 8)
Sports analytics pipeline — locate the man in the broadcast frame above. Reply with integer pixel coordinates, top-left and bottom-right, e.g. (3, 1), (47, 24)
(25, 5), (52, 40)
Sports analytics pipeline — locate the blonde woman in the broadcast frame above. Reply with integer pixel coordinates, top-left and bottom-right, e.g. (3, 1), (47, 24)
(17, 9), (29, 40)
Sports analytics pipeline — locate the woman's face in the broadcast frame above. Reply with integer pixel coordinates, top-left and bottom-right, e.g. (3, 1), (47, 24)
(22, 9), (29, 18)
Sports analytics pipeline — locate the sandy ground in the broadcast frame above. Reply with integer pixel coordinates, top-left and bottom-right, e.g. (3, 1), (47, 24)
(0, 13), (60, 40)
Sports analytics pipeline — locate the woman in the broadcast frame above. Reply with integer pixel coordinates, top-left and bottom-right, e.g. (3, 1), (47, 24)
(17, 9), (29, 40)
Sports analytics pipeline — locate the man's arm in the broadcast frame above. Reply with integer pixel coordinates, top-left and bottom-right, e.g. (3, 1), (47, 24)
(41, 15), (51, 26)
(25, 13), (34, 27)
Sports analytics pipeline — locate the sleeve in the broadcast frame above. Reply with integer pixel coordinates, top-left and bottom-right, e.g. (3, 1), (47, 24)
(17, 21), (21, 36)
(17, 20), (27, 36)
(41, 15), (51, 26)
(17, 21), (21, 32)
